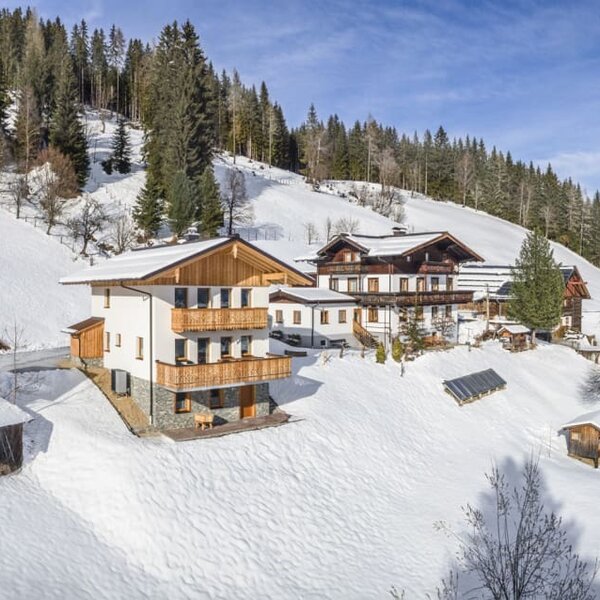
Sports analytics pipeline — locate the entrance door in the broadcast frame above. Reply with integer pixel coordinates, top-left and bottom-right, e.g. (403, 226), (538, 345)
(354, 308), (362, 324)
(239, 385), (256, 419)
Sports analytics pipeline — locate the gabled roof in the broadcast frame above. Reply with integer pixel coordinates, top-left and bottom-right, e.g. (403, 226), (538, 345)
(443, 369), (506, 404)
(498, 324), (530, 335)
(60, 237), (313, 286)
(0, 398), (31, 428)
(315, 231), (483, 262)
(270, 287), (357, 305)
(563, 409), (600, 431)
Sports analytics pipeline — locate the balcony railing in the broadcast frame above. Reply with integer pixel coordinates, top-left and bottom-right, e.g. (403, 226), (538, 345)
(318, 262), (365, 275)
(353, 290), (473, 307)
(417, 261), (455, 275)
(155, 355), (292, 390)
(171, 307), (268, 333)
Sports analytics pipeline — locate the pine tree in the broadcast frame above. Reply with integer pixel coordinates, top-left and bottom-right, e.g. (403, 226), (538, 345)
(0, 68), (9, 133)
(509, 230), (565, 338)
(110, 118), (131, 173)
(49, 61), (89, 187)
(167, 170), (195, 237)
(132, 181), (163, 240)
(199, 164), (223, 237)
(14, 85), (41, 174)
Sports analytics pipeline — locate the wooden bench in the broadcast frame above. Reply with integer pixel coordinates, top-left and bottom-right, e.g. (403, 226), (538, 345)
(194, 413), (214, 431)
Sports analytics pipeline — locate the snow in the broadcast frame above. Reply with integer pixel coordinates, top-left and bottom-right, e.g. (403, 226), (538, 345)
(1, 342), (600, 597)
(60, 238), (229, 284)
(272, 287), (355, 303)
(330, 231), (449, 258)
(0, 396), (30, 427)
(498, 324), (531, 334)
(563, 409), (600, 430)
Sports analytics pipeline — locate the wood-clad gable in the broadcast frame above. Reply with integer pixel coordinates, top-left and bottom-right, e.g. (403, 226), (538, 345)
(564, 267), (591, 300)
(68, 317), (104, 359)
(90, 239), (313, 288)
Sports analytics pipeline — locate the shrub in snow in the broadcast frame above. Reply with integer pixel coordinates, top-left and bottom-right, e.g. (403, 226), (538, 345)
(376, 343), (386, 364)
(391, 338), (404, 362)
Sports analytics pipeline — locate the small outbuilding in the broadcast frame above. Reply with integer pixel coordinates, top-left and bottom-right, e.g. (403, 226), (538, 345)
(497, 324), (531, 352)
(562, 411), (600, 468)
(0, 397), (31, 475)
(443, 368), (507, 406)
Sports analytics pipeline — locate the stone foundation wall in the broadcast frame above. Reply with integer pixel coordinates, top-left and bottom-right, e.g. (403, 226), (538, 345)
(74, 356), (104, 369)
(129, 380), (271, 430)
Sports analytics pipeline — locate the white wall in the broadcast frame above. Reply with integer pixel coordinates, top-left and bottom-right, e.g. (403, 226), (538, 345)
(91, 284), (271, 382)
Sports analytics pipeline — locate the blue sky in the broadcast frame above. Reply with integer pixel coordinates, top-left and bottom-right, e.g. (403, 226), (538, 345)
(11, 0), (600, 193)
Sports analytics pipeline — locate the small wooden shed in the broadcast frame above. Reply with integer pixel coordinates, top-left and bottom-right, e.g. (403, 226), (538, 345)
(498, 324), (531, 352)
(66, 317), (104, 362)
(0, 397), (31, 475)
(563, 411), (600, 468)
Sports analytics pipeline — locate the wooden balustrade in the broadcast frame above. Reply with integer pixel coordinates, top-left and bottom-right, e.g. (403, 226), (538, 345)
(353, 290), (473, 307)
(171, 307), (268, 333)
(156, 355), (291, 390)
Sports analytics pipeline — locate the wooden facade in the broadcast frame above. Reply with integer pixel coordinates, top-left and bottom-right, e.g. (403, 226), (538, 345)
(565, 423), (600, 468)
(68, 317), (104, 360)
(171, 307), (268, 333)
(156, 355), (292, 390)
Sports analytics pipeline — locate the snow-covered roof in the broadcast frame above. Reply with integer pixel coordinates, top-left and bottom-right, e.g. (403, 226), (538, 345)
(60, 238), (229, 284)
(270, 287), (356, 304)
(60, 237), (312, 285)
(457, 264), (513, 296)
(0, 397), (31, 428)
(498, 324), (530, 335)
(563, 409), (600, 431)
(342, 232), (444, 257)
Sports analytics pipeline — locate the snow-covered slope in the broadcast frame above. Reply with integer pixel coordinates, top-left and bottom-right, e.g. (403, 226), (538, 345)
(2, 342), (600, 598)
(0, 212), (88, 349)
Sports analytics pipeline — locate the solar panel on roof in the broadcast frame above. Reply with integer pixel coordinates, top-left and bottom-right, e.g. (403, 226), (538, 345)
(444, 369), (506, 405)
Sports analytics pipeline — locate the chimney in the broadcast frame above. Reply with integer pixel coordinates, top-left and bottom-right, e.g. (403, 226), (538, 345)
(392, 225), (408, 236)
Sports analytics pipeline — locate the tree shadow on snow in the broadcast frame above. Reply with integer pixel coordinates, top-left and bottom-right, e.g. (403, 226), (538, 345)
(434, 455), (600, 599)
(578, 366), (600, 407)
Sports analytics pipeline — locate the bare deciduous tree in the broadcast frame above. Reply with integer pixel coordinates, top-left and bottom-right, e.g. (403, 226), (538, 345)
(9, 175), (29, 219)
(66, 195), (108, 255)
(377, 147), (398, 194)
(33, 147), (79, 234)
(437, 459), (597, 599)
(109, 214), (138, 254)
(303, 221), (319, 244)
(1, 321), (35, 404)
(323, 216), (333, 241)
(222, 169), (253, 235)
(333, 217), (360, 235)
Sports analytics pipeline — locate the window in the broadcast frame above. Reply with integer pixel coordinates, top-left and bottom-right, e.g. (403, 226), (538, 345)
(445, 305), (453, 318)
(330, 278), (339, 291)
(431, 306), (439, 319)
(368, 307), (378, 323)
(241, 288), (251, 308)
(197, 338), (209, 364)
(415, 306), (424, 321)
(197, 288), (210, 308)
(174, 288), (188, 308)
(220, 288), (231, 308)
(353, 308), (361, 322)
(571, 431), (581, 441)
(220, 337), (232, 358)
(115, 333), (121, 347)
(175, 339), (187, 364)
(104, 331), (110, 352)
(104, 288), (111, 308)
(338, 309), (347, 323)
(347, 278), (358, 293)
(400, 278), (409, 292)
(320, 310), (329, 325)
(241, 335), (252, 356)
(431, 277), (440, 292)
(209, 389), (224, 409)
(293, 310), (301, 325)
(174, 393), (191, 414)
(136, 337), (144, 360)
(417, 277), (425, 292)
(368, 278), (379, 292)
(343, 251), (353, 262)
(275, 309), (283, 323)
(446, 277), (453, 291)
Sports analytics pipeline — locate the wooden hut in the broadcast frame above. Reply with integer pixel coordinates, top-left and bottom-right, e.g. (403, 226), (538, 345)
(563, 411), (600, 468)
(0, 397), (31, 475)
(497, 324), (531, 352)
(65, 317), (104, 365)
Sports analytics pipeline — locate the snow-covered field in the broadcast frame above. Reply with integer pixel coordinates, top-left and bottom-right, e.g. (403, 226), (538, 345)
(1, 341), (599, 598)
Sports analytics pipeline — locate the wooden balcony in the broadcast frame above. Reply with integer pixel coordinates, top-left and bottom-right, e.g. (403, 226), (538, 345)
(171, 307), (268, 333)
(353, 290), (473, 307)
(155, 355), (292, 390)
(417, 261), (455, 275)
(318, 262), (365, 275)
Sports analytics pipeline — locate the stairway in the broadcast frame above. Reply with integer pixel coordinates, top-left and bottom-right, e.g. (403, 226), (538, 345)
(353, 320), (379, 348)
